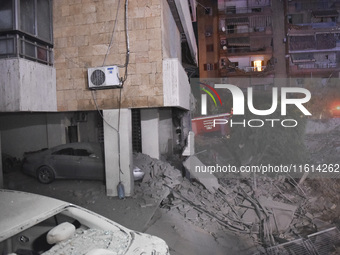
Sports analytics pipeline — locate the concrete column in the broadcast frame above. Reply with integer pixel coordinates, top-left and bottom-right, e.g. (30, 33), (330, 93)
(0, 132), (3, 188)
(141, 109), (160, 159)
(103, 109), (133, 197)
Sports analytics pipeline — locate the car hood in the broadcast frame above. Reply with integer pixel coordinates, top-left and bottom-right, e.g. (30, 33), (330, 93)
(0, 190), (169, 254)
(0, 189), (69, 242)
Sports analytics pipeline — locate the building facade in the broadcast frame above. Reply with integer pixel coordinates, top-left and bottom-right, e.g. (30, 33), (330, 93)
(285, 0), (340, 78)
(0, 0), (197, 195)
(198, 0), (275, 90)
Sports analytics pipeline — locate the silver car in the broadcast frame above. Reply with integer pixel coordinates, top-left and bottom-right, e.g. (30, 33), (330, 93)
(22, 143), (144, 184)
(0, 189), (169, 254)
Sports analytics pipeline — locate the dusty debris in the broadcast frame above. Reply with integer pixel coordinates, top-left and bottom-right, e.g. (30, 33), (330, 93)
(133, 145), (340, 252)
(183, 155), (220, 193)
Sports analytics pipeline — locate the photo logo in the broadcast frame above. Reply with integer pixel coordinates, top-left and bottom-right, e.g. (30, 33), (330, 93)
(201, 84), (312, 128)
(200, 82), (222, 115)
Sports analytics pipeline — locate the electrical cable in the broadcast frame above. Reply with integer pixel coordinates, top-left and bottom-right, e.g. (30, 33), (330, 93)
(91, 0), (130, 183)
(103, 0), (121, 67)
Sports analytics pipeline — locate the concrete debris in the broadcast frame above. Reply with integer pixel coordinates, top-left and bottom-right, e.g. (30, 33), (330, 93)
(258, 197), (297, 232)
(182, 131), (195, 156)
(133, 151), (336, 250)
(183, 155), (220, 193)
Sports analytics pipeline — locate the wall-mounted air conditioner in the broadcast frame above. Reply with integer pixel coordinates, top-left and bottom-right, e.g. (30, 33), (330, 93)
(87, 66), (121, 89)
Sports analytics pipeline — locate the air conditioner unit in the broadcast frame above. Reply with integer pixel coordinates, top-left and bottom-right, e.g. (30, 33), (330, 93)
(87, 66), (121, 89)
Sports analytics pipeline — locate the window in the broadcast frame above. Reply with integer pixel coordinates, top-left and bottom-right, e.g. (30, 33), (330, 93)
(53, 148), (74, 156)
(227, 25), (235, 34)
(205, 25), (213, 37)
(205, 7), (212, 15)
(251, 8), (262, 13)
(226, 6), (236, 14)
(230, 62), (239, 68)
(220, 58), (227, 68)
(203, 63), (218, 71)
(251, 60), (264, 71)
(74, 149), (92, 157)
(206, 44), (214, 52)
(204, 63), (214, 71)
(0, 0), (53, 65)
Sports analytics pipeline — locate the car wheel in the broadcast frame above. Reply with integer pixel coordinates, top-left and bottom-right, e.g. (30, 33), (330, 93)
(37, 166), (55, 184)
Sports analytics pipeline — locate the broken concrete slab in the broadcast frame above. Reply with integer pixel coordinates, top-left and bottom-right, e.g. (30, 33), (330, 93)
(258, 196), (297, 232)
(183, 155), (220, 193)
(182, 131), (195, 156)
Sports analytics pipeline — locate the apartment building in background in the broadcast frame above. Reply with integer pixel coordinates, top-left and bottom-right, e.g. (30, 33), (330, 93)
(198, 0), (275, 90)
(285, 0), (340, 78)
(0, 0), (197, 195)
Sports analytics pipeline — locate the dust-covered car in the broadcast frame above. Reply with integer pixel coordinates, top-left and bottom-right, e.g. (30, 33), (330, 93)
(22, 143), (144, 184)
(0, 189), (169, 254)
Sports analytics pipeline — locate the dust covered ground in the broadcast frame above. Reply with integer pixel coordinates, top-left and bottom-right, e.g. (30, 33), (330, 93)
(3, 119), (340, 254)
(191, 118), (340, 254)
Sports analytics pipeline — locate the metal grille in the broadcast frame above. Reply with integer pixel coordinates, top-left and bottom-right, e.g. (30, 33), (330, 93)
(131, 109), (142, 153)
(90, 69), (106, 86)
(308, 227), (340, 255)
(266, 239), (312, 255)
(254, 227), (340, 255)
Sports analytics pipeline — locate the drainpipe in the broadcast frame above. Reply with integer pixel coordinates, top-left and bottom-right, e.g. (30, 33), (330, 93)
(0, 132), (3, 189)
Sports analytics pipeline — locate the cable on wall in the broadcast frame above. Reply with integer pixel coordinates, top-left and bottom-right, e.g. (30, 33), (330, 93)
(90, 0), (130, 190)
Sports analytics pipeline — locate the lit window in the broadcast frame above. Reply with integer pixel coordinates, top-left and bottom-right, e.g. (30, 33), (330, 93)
(253, 60), (262, 71)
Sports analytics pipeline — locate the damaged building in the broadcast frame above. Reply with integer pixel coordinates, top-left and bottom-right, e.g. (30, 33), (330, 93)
(0, 0), (198, 196)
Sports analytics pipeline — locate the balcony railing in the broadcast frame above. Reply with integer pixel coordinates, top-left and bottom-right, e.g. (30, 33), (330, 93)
(297, 62), (338, 69)
(220, 5), (271, 15)
(226, 46), (271, 54)
(0, 33), (53, 66)
(220, 66), (268, 75)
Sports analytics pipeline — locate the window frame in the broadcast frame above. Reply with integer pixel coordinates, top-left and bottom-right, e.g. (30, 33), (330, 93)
(0, 0), (53, 65)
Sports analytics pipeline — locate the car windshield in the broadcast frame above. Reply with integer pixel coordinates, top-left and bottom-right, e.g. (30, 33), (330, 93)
(0, 206), (131, 255)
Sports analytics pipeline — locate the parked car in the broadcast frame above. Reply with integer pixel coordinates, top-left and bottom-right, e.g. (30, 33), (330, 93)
(22, 143), (144, 184)
(0, 189), (169, 254)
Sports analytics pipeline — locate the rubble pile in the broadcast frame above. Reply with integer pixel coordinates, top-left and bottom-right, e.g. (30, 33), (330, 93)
(305, 125), (340, 165)
(133, 153), (323, 251)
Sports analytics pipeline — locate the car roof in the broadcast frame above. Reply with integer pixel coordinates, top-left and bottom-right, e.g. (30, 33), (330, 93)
(50, 142), (101, 152)
(0, 189), (69, 242)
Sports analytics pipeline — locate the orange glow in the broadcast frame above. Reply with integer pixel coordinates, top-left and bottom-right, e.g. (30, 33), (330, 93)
(254, 60), (262, 71)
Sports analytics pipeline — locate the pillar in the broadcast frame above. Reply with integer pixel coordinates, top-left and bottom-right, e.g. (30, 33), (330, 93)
(103, 109), (133, 197)
(140, 109), (160, 159)
(0, 132), (3, 188)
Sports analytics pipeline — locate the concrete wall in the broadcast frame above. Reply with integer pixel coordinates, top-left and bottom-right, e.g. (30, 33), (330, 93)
(163, 59), (191, 110)
(162, 0), (182, 60)
(141, 108), (160, 159)
(54, 0), (165, 111)
(0, 114), (50, 158)
(0, 59), (56, 112)
(0, 112), (101, 159)
(159, 108), (174, 155)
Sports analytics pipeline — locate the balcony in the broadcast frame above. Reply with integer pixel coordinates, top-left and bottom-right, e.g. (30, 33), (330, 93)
(219, 65), (271, 77)
(0, 34), (53, 66)
(220, 46), (272, 56)
(0, 58), (56, 112)
(289, 61), (340, 74)
(219, 5), (272, 16)
(297, 62), (338, 69)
